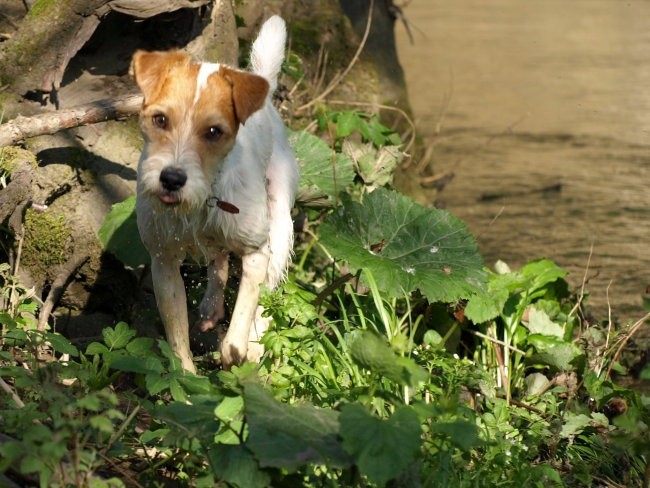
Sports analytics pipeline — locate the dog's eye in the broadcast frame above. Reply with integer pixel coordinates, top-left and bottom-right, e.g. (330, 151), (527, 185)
(205, 126), (223, 141)
(152, 114), (168, 130)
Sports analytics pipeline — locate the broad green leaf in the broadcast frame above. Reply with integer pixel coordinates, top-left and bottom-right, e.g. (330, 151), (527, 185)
(215, 396), (245, 445)
(243, 382), (351, 470)
(90, 414), (115, 434)
(98, 196), (150, 267)
(526, 307), (564, 338)
(560, 413), (593, 438)
(348, 330), (428, 387)
(111, 354), (164, 375)
(527, 336), (584, 371)
(85, 342), (110, 356)
(340, 403), (421, 486)
(520, 259), (567, 292)
(207, 444), (270, 488)
(343, 141), (402, 189)
(154, 396), (221, 441)
(102, 322), (135, 350)
(125, 337), (155, 356)
(429, 420), (481, 451)
(45, 332), (79, 356)
(290, 130), (355, 205)
(320, 189), (487, 303)
(336, 111), (360, 139)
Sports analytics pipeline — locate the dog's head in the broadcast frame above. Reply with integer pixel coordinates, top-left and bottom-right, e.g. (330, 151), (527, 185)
(132, 50), (269, 209)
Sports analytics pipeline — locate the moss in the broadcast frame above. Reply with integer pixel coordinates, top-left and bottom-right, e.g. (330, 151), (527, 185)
(22, 208), (71, 276)
(0, 147), (37, 179)
(26, 0), (64, 20)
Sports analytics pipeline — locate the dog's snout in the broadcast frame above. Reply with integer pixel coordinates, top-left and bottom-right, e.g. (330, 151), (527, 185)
(160, 167), (187, 191)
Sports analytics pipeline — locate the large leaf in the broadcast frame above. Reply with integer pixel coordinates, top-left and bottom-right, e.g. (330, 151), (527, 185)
(98, 196), (150, 268)
(340, 403), (421, 486)
(320, 189), (487, 302)
(290, 130), (355, 206)
(243, 382), (351, 470)
(348, 330), (428, 387)
(207, 444), (270, 488)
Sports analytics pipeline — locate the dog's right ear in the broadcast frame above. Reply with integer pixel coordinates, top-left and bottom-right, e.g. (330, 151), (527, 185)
(132, 50), (188, 102)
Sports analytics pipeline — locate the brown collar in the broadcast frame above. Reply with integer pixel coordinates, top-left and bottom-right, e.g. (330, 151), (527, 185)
(207, 197), (239, 214)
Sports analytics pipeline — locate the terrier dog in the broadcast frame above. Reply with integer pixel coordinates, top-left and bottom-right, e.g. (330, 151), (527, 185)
(132, 16), (299, 372)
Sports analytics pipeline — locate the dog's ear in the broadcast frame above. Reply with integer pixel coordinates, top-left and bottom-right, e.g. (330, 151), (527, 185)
(132, 50), (189, 102)
(219, 66), (269, 124)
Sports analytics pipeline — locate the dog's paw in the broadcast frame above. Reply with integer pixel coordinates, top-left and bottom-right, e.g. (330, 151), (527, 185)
(220, 340), (247, 371)
(246, 340), (265, 363)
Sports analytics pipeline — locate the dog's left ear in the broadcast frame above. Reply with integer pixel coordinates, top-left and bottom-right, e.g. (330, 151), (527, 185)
(219, 66), (269, 124)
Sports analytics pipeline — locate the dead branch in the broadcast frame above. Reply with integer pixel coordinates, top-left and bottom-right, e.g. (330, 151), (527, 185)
(38, 251), (91, 331)
(0, 95), (143, 147)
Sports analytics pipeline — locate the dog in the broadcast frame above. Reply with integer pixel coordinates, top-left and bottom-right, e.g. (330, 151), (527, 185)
(132, 16), (299, 373)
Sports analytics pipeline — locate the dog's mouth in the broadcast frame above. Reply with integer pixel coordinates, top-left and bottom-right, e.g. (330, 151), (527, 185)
(157, 191), (181, 205)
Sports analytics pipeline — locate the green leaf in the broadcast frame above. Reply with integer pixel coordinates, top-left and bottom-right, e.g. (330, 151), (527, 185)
(560, 413), (593, 438)
(336, 111), (360, 139)
(343, 141), (402, 189)
(340, 403), (421, 486)
(86, 342), (110, 356)
(243, 382), (351, 470)
(90, 414), (115, 434)
(348, 330), (428, 387)
(111, 354), (164, 375)
(45, 332), (79, 356)
(154, 396), (221, 440)
(526, 307), (564, 338)
(207, 444), (270, 488)
(429, 420), (481, 451)
(98, 195), (150, 267)
(102, 322), (135, 350)
(320, 189), (487, 303)
(290, 130), (355, 205)
(527, 337), (584, 371)
(125, 337), (155, 356)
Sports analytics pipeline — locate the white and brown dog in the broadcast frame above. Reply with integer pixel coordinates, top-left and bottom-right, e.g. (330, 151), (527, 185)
(132, 16), (298, 372)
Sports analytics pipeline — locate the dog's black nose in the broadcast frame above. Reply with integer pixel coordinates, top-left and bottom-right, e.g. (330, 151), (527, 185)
(160, 167), (187, 191)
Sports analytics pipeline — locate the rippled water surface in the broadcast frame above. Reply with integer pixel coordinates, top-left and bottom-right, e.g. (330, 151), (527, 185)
(395, 0), (650, 321)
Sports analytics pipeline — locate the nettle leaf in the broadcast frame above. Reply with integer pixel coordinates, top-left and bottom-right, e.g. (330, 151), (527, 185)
(348, 330), (428, 387)
(98, 195), (150, 268)
(290, 130), (355, 205)
(207, 444), (270, 488)
(243, 382), (351, 470)
(102, 322), (135, 350)
(45, 332), (79, 356)
(340, 403), (421, 486)
(342, 140), (402, 189)
(320, 189), (487, 303)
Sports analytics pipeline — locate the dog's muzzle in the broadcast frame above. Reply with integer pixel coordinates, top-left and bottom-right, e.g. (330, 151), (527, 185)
(158, 166), (186, 204)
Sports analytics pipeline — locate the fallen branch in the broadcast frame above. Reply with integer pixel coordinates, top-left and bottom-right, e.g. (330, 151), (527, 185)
(37, 251), (91, 331)
(0, 94), (143, 147)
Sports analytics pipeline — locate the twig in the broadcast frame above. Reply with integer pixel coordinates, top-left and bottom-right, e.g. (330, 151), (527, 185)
(467, 329), (525, 355)
(568, 242), (594, 321)
(296, 0), (375, 113)
(0, 376), (25, 408)
(604, 312), (650, 381)
(37, 252), (90, 331)
(0, 94), (142, 147)
(495, 393), (546, 416)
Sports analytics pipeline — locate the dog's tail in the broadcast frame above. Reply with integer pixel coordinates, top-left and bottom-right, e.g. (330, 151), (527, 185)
(250, 15), (286, 93)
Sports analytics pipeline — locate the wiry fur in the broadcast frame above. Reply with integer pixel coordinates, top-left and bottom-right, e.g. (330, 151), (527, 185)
(133, 16), (299, 372)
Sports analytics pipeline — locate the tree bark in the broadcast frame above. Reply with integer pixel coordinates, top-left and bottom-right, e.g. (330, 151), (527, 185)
(0, 95), (142, 147)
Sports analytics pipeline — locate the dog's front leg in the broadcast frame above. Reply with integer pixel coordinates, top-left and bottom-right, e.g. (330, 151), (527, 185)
(151, 257), (196, 373)
(220, 246), (270, 369)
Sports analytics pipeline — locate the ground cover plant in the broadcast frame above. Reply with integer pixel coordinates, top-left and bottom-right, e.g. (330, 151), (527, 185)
(1, 103), (650, 487)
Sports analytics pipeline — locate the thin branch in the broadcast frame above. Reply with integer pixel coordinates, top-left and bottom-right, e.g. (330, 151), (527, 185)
(38, 252), (90, 331)
(296, 0), (375, 113)
(605, 312), (650, 381)
(0, 94), (142, 147)
(0, 376), (25, 408)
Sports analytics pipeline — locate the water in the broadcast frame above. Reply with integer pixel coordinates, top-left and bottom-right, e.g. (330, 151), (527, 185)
(395, 0), (650, 321)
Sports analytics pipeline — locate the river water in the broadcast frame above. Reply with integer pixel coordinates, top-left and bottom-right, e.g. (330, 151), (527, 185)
(395, 0), (650, 322)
